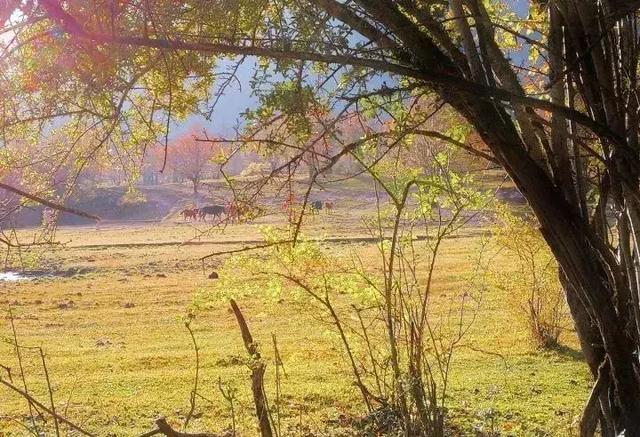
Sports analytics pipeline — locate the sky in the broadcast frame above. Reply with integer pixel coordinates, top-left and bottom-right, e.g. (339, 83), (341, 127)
(170, 0), (531, 138)
(1, 1), (532, 141)
(184, 61), (258, 137)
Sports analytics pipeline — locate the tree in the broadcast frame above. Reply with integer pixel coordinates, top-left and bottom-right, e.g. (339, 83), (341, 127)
(166, 130), (217, 194)
(3, 1), (640, 434)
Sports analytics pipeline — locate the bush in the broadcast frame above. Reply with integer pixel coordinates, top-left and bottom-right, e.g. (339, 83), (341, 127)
(490, 205), (568, 349)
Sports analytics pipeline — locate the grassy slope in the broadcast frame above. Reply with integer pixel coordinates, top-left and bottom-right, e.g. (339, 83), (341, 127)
(0, 177), (590, 436)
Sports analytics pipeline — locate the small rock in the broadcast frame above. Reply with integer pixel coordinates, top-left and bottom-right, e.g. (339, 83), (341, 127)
(530, 387), (542, 395)
(208, 271), (219, 279)
(156, 273), (167, 278)
(123, 302), (135, 308)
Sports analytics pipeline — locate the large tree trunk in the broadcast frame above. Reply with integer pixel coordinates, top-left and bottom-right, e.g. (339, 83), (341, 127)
(564, 276), (617, 437)
(447, 94), (640, 435)
(343, 14), (640, 429)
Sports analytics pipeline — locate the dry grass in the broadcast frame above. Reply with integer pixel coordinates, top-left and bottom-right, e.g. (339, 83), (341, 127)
(0, 184), (591, 436)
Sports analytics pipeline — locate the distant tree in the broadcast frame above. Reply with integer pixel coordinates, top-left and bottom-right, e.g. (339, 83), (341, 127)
(167, 131), (217, 194)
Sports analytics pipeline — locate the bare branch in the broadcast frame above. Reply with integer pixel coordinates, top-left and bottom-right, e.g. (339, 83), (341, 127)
(0, 377), (95, 436)
(0, 183), (100, 221)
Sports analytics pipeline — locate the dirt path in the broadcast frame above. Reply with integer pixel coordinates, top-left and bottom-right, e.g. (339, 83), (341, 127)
(66, 230), (488, 250)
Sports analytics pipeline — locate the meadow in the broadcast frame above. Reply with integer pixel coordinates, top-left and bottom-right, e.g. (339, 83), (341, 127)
(0, 179), (591, 436)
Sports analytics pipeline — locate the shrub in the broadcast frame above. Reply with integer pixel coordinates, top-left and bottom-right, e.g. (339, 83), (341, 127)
(490, 205), (568, 349)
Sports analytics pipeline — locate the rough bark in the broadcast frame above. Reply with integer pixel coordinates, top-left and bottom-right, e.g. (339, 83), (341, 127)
(229, 299), (273, 437)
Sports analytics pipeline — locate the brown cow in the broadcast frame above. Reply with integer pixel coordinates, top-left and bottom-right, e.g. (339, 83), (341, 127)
(281, 193), (296, 224)
(181, 208), (198, 221)
(225, 201), (242, 223)
(324, 200), (334, 215)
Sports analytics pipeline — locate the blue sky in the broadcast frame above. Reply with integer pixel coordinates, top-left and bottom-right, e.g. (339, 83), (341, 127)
(176, 0), (531, 137)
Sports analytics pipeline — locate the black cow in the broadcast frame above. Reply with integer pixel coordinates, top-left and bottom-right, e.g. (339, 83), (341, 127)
(310, 200), (323, 214)
(199, 205), (225, 221)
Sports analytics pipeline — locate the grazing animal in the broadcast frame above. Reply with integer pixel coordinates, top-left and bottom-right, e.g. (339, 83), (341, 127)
(199, 205), (225, 221)
(324, 200), (334, 215)
(225, 201), (245, 223)
(281, 193), (296, 211)
(310, 200), (323, 214)
(282, 193), (296, 224)
(181, 208), (198, 221)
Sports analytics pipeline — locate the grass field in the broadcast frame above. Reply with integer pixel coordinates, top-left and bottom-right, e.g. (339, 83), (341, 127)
(0, 179), (591, 436)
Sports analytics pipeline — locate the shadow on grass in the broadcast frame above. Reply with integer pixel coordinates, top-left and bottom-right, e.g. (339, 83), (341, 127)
(547, 343), (584, 361)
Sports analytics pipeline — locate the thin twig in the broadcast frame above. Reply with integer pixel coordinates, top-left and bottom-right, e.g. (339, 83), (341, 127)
(9, 309), (38, 433)
(39, 348), (60, 437)
(183, 318), (200, 430)
(0, 378), (95, 436)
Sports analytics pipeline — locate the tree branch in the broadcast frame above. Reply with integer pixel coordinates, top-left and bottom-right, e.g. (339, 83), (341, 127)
(0, 377), (96, 436)
(139, 418), (218, 437)
(412, 128), (498, 164)
(38, 0), (625, 150)
(0, 183), (100, 221)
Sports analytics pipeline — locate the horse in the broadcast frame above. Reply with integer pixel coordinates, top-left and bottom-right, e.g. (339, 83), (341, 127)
(199, 205), (225, 221)
(181, 208), (198, 221)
